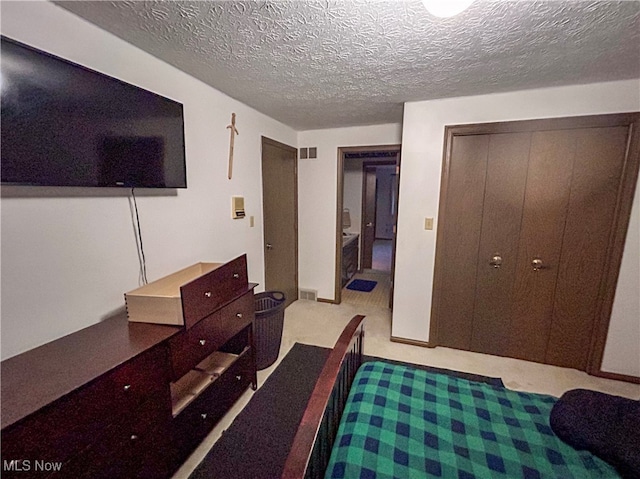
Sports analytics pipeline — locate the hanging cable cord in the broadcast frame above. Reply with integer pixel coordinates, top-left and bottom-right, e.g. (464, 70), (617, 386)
(129, 187), (149, 285)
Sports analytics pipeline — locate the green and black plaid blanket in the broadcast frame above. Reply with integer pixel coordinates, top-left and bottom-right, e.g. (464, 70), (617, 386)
(325, 361), (619, 479)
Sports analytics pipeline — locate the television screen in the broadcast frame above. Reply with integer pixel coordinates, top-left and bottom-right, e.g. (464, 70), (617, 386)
(1, 36), (187, 188)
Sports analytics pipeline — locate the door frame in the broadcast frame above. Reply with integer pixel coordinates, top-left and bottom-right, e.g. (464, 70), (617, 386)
(261, 136), (299, 307)
(429, 113), (640, 382)
(335, 145), (401, 306)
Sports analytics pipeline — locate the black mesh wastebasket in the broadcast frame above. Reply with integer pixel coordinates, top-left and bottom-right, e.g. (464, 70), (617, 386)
(254, 291), (286, 370)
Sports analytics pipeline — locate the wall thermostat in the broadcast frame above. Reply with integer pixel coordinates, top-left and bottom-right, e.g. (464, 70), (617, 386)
(232, 196), (246, 219)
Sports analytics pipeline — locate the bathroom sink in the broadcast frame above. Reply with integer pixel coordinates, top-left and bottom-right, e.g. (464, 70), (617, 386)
(342, 232), (359, 246)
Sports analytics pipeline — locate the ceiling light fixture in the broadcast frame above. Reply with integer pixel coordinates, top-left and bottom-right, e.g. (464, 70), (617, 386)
(422, 0), (476, 18)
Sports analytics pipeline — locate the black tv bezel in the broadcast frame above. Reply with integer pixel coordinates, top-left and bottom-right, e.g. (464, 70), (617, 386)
(0, 35), (188, 189)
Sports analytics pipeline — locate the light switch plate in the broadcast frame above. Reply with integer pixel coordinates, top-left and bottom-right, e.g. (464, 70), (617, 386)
(425, 217), (434, 230)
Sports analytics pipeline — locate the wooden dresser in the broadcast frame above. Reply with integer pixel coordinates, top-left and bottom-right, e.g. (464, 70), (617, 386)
(1, 254), (257, 479)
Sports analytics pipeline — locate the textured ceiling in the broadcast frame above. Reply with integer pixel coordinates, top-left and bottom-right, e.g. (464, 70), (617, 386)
(55, 1), (640, 131)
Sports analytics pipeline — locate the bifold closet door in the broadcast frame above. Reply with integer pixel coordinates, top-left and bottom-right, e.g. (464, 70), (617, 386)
(434, 117), (636, 371)
(469, 133), (530, 356)
(437, 132), (531, 352)
(507, 130), (579, 363)
(519, 126), (628, 369)
(436, 134), (490, 350)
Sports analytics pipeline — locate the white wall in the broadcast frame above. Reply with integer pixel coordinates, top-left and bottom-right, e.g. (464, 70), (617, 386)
(297, 125), (402, 300)
(602, 183), (640, 377)
(0, 2), (297, 359)
(395, 80), (640, 377)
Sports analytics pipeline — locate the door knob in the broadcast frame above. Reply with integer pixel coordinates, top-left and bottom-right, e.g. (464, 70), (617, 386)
(266, 243), (273, 250)
(489, 254), (502, 268)
(366, 222), (373, 227)
(531, 258), (544, 271)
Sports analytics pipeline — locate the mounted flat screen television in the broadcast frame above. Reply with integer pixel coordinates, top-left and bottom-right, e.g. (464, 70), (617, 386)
(1, 36), (187, 188)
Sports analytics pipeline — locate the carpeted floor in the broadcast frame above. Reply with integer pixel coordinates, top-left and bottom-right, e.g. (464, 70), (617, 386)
(341, 271), (390, 308)
(188, 343), (503, 479)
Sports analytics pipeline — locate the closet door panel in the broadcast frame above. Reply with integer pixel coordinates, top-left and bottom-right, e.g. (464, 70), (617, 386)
(437, 135), (489, 350)
(547, 126), (629, 369)
(470, 133), (530, 356)
(508, 130), (577, 363)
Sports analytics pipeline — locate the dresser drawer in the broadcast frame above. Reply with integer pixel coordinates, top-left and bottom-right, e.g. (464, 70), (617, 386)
(102, 345), (171, 414)
(0, 346), (171, 467)
(169, 290), (254, 380)
(169, 310), (221, 380)
(172, 349), (253, 456)
(60, 399), (173, 479)
(218, 290), (254, 341)
(180, 255), (248, 328)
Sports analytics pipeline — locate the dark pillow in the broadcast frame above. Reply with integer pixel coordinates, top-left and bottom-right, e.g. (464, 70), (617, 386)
(550, 388), (640, 479)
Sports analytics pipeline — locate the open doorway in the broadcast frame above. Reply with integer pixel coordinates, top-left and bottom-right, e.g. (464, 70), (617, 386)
(335, 145), (401, 307)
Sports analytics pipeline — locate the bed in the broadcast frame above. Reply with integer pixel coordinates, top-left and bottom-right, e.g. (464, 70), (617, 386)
(281, 315), (638, 479)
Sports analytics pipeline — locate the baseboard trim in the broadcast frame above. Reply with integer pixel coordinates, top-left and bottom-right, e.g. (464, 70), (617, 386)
(593, 369), (640, 384)
(317, 297), (337, 304)
(390, 336), (434, 348)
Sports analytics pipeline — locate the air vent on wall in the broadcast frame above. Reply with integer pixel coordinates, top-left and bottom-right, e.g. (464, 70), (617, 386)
(299, 288), (318, 301)
(299, 147), (317, 160)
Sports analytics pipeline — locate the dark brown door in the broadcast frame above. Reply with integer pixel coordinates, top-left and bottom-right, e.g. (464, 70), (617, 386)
(261, 137), (298, 308)
(432, 115), (639, 371)
(470, 133), (530, 356)
(507, 130), (581, 364)
(541, 126), (628, 369)
(360, 166), (377, 269)
(435, 134), (490, 350)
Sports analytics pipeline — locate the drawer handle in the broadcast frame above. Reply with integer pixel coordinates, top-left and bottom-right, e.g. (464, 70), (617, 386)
(204, 291), (212, 298)
(123, 384), (131, 392)
(236, 313), (243, 319)
(235, 375), (242, 381)
(199, 339), (206, 346)
(130, 434), (138, 441)
(233, 273), (240, 279)
(201, 413), (208, 420)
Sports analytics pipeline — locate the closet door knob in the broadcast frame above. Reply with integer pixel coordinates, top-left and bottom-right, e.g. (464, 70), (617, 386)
(489, 254), (502, 268)
(233, 272), (240, 278)
(199, 339), (206, 346)
(236, 313), (243, 319)
(204, 291), (212, 298)
(531, 258), (544, 271)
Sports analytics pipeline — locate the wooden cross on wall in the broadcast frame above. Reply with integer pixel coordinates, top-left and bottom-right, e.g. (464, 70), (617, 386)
(227, 113), (239, 180)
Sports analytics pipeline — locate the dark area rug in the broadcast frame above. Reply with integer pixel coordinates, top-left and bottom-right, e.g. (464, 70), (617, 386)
(346, 279), (377, 292)
(188, 342), (504, 479)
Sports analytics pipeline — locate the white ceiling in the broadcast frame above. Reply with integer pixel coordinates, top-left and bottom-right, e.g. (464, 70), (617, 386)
(55, 0), (640, 131)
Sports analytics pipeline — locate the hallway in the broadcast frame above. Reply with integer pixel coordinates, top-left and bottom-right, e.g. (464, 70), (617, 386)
(341, 270), (390, 308)
(371, 239), (392, 272)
